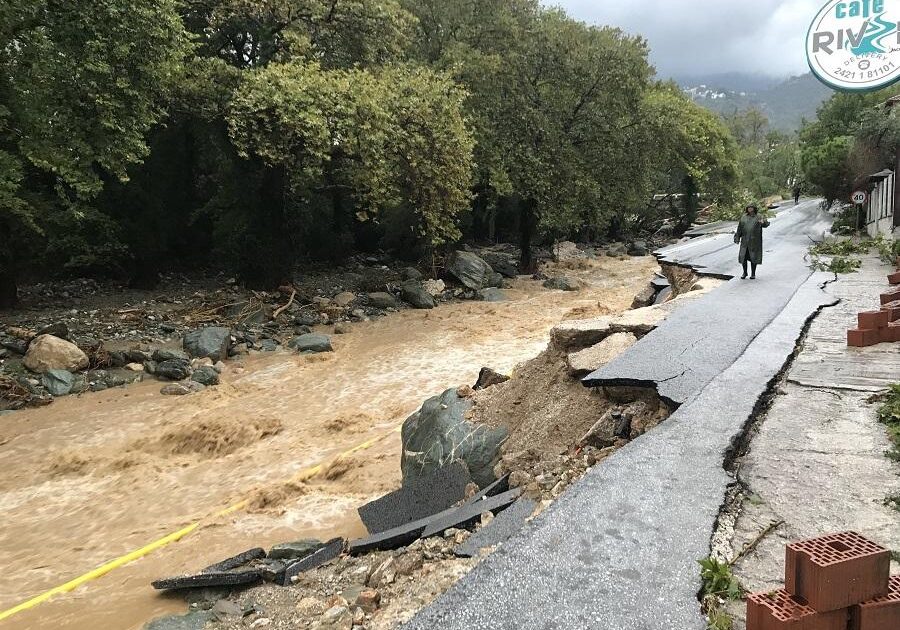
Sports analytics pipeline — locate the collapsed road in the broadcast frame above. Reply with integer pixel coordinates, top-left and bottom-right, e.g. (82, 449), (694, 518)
(403, 200), (838, 629)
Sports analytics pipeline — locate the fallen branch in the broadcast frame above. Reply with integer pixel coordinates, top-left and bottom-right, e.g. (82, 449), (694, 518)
(730, 519), (784, 566)
(273, 290), (297, 320)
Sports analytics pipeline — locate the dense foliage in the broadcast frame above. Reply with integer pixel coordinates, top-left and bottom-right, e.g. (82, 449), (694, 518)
(0, 0), (743, 304)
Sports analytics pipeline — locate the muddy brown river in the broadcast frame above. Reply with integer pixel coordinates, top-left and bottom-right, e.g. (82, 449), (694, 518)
(0, 257), (656, 630)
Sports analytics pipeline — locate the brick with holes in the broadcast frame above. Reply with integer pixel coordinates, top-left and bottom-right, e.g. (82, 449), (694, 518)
(785, 532), (891, 612)
(881, 301), (900, 322)
(880, 288), (900, 306)
(848, 329), (880, 347)
(746, 590), (848, 630)
(849, 575), (900, 630)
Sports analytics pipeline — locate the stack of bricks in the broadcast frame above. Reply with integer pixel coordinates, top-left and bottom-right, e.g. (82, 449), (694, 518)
(746, 532), (898, 629)
(848, 256), (900, 347)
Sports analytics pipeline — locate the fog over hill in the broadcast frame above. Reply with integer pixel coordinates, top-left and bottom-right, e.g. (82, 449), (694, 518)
(675, 72), (834, 132)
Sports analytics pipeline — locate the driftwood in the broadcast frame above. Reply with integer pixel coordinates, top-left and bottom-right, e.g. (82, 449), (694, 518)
(273, 290), (297, 320)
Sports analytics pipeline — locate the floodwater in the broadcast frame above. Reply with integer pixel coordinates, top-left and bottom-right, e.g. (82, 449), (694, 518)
(0, 256), (657, 630)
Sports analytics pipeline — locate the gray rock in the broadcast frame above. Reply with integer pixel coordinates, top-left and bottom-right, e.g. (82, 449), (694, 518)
(152, 348), (189, 362)
(447, 251), (496, 290)
(144, 611), (213, 630)
(191, 366), (220, 387)
(42, 369), (75, 396)
(0, 338), (28, 355)
(401, 267), (424, 281)
(210, 599), (243, 621)
(127, 349), (152, 363)
(482, 255), (519, 279)
(368, 292), (398, 309)
(258, 338), (278, 352)
(37, 322), (69, 340)
(288, 334), (333, 354)
(268, 540), (325, 561)
(294, 313), (320, 327)
(543, 277), (583, 292)
(477, 288), (507, 302)
(607, 242), (628, 256)
(401, 389), (508, 489)
(473, 368), (510, 390)
(183, 327), (231, 362)
(400, 282), (436, 310)
(161, 382), (205, 396)
(628, 240), (649, 256)
(631, 284), (657, 309)
(156, 359), (192, 381)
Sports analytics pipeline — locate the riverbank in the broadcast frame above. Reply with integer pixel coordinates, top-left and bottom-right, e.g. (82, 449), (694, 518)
(0, 251), (660, 630)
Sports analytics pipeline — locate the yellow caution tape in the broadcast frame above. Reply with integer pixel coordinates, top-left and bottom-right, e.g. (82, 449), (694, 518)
(0, 427), (400, 623)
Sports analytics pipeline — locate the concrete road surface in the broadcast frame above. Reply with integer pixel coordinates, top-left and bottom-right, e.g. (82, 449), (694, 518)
(404, 199), (837, 630)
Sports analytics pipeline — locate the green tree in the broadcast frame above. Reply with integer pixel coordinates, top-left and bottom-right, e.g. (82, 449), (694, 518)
(0, 0), (190, 306)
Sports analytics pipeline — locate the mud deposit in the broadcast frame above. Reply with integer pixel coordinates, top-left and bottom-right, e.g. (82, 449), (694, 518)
(0, 256), (656, 630)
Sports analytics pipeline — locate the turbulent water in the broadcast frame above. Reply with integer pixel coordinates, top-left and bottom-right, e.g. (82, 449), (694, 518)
(0, 256), (656, 630)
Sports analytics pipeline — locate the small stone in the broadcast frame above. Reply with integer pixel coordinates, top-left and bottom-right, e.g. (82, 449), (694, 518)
(296, 597), (327, 617)
(212, 361), (226, 373)
(367, 292), (397, 309)
(42, 369), (75, 396)
(355, 589), (381, 613)
(152, 348), (189, 362)
(211, 599), (242, 621)
(156, 359), (192, 381)
(191, 366), (220, 387)
(333, 292), (356, 307)
(333, 322), (351, 335)
(367, 558), (396, 587)
(160, 382), (205, 396)
(422, 279), (446, 297)
(393, 551), (424, 577)
(288, 334), (333, 354)
(542, 276), (583, 292)
(124, 363), (144, 372)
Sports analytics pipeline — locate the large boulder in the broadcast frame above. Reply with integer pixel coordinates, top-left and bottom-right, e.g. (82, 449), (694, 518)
(447, 251), (496, 290)
(42, 369), (76, 396)
(23, 335), (89, 374)
(567, 332), (638, 376)
(288, 334), (333, 354)
(481, 254), (518, 279)
(367, 292), (398, 310)
(400, 282), (436, 310)
(183, 327), (231, 363)
(401, 388), (508, 489)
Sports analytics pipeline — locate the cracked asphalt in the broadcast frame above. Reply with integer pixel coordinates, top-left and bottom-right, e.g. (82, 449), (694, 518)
(403, 200), (838, 630)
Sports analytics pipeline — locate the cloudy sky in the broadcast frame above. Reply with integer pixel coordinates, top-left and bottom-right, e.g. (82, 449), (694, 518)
(553, 0), (822, 78)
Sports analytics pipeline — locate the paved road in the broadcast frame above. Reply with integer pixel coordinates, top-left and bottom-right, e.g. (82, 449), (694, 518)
(404, 200), (836, 630)
(584, 200), (832, 406)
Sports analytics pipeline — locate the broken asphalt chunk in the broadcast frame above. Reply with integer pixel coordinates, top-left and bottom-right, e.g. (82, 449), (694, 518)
(454, 497), (537, 558)
(151, 570), (262, 591)
(357, 461), (470, 535)
(420, 488), (522, 539)
(348, 507), (459, 556)
(278, 537), (344, 586)
(202, 548), (266, 573)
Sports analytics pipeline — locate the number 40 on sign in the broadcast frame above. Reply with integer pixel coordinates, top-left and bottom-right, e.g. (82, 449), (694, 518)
(851, 190), (868, 205)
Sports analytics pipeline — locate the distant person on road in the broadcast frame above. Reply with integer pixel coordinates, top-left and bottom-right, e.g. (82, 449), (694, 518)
(734, 204), (769, 280)
(793, 184), (802, 205)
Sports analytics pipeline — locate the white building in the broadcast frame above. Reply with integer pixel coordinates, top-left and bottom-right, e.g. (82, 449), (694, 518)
(864, 169), (896, 238)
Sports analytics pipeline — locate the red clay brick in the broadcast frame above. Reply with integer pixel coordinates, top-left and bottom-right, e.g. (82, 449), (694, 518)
(881, 301), (900, 322)
(880, 288), (900, 306)
(747, 590), (848, 630)
(848, 329), (880, 347)
(785, 532), (891, 612)
(850, 575), (900, 630)
(859, 311), (890, 330)
(889, 272), (900, 286)
(882, 324), (900, 344)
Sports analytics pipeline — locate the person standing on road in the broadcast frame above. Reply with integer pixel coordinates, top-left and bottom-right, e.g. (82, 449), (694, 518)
(734, 204), (769, 280)
(793, 184), (802, 205)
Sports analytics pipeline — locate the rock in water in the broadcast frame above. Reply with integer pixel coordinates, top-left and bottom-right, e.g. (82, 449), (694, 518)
(566, 332), (638, 376)
(191, 366), (220, 386)
(628, 240), (649, 256)
(367, 292), (398, 309)
(183, 327), (231, 362)
(288, 334), (333, 354)
(543, 277), (583, 292)
(161, 382), (205, 396)
(607, 242), (628, 257)
(400, 282), (436, 310)
(447, 251), (496, 290)
(401, 389), (508, 489)
(23, 335), (89, 374)
(42, 369), (75, 396)
(477, 288), (507, 302)
(156, 359), (192, 381)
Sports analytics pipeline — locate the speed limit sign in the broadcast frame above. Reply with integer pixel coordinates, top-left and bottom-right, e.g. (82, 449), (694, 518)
(851, 190), (868, 205)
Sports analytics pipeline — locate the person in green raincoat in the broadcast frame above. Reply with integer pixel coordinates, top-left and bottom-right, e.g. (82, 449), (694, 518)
(734, 204), (769, 280)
